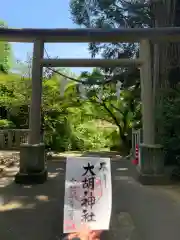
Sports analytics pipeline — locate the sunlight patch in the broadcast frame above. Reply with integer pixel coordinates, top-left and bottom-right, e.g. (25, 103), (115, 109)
(49, 172), (59, 178)
(0, 201), (36, 212)
(56, 168), (64, 171)
(0, 196), (4, 205)
(0, 177), (13, 187)
(35, 195), (49, 202)
(116, 168), (128, 171)
(23, 185), (32, 188)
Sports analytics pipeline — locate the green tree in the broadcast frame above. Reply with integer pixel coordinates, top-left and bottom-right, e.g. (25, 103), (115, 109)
(0, 20), (13, 73)
(69, 1), (145, 153)
(0, 73), (31, 127)
(77, 68), (141, 153)
(70, 0), (149, 87)
(0, 66), (112, 152)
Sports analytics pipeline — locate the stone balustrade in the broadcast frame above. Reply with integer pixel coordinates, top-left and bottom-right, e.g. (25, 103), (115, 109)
(0, 129), (30, 150)
(132, 128), (142, 155)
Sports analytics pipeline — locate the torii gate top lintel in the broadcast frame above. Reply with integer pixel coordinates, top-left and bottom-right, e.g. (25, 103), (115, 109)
(1, 27), (180, 43)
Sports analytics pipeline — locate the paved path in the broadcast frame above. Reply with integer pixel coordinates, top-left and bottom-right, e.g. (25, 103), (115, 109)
(1, 155), (180, 239)
(105, 160), (180, 240)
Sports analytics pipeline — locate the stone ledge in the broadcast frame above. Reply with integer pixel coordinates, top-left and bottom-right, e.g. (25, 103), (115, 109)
(136, 165), (170, 185)
(137, 172), (170, 185)
(139, 143), (163, 149)
(14, 169), (48, 185)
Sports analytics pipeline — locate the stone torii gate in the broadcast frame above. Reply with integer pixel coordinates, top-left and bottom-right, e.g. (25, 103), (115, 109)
(1, 27), (180, 184)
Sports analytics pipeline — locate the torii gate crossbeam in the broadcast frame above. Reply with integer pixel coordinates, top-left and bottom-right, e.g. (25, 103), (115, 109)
(1, 27), (180, 42)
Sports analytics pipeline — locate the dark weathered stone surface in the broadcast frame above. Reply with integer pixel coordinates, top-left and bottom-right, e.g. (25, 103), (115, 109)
(14, 169), (48, 184)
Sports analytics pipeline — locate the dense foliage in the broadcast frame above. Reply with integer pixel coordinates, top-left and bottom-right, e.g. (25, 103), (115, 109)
(156, 87), (180, 165)
(0, 4), (143, 155)
(0, 0), (180, 167)
(0, 71), (114, 152)
(0, 62), (141, 153)
(69, 0), (180, 165)
(0, 20), (13, 73)
(0, 0), (153, 155)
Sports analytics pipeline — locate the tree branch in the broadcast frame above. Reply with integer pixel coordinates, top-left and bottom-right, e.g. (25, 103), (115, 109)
(109, 103), (124, 115)
(101, 100), (122, 131)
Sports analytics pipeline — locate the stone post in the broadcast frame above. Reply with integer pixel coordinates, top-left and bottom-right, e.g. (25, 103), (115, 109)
(140, 40), (154, 145)
(29, 40), (44, 145)
(138, 143), (167, 184)
(15, 40), (47, 184)
(137, 40), (167, 184)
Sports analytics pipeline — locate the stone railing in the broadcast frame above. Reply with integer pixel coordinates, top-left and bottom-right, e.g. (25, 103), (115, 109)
(132, 128), (142, 155)
(0, 129), (30, 150)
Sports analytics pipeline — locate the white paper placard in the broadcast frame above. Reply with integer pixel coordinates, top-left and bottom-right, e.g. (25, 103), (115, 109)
(63, 157), (112, 233)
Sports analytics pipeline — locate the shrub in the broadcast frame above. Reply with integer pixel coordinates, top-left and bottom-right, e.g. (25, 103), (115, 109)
(0, 119), (15, 129)
(157, 86), (180, 165)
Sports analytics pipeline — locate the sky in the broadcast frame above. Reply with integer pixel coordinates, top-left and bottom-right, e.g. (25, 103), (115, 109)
(1, 0), (92, 74)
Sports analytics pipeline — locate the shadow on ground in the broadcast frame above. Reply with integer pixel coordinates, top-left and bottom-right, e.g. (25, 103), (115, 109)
(2, 151), (179, 240)
(0, 150), (136, 240)
(0, 161), (66, 240)
(0, 151), (124, 240)
(82, 151), (122, 157)
(47, 150), (123, 161)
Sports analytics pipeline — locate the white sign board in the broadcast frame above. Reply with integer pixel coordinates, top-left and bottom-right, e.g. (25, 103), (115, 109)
(63, 157), (112, 233)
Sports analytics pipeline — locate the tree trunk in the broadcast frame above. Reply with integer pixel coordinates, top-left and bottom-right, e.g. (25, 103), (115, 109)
(151, 0), (180, 144)
(118, 127), (131, 156)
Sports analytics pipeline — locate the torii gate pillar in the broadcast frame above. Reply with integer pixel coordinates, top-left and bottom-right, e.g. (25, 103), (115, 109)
(15, 40), (47, 184)
(140, 40), (155, 144)
(138, 40), (165, 184)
